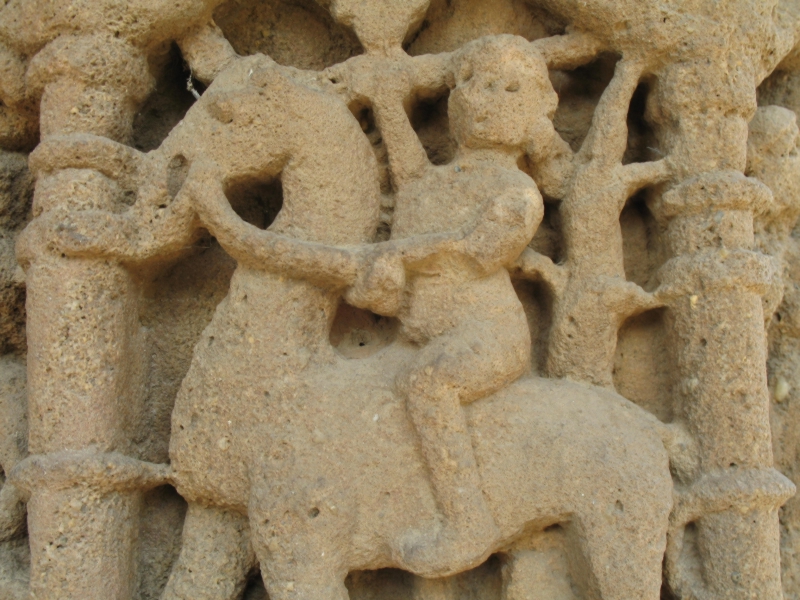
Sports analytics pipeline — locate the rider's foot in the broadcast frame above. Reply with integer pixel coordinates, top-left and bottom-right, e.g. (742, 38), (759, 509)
(399, 499), (500, 578)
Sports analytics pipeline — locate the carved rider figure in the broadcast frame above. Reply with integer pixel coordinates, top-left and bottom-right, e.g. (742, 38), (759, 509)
(340, 35), (562, 571)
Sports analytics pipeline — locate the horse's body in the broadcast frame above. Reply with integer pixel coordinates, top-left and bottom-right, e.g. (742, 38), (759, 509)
(170, 330), (672, 599)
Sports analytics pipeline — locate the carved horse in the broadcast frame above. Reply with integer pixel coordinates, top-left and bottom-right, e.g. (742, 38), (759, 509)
(38, 54), (673, 599)
(161, 56), (672, 600)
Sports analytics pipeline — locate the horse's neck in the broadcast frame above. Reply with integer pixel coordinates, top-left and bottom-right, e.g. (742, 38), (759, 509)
(220, 267), (339, 359)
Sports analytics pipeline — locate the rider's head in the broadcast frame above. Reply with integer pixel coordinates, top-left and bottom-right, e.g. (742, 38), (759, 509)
(449, 35), (558, 156)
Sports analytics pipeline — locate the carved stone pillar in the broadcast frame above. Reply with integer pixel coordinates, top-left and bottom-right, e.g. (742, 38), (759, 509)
(653, 171), (795, 598)
(12, 33), (166, 600)
(650, 59), (797, 598)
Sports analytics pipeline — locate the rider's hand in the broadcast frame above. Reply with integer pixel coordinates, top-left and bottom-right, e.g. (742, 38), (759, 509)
(344, 247), (406, 316)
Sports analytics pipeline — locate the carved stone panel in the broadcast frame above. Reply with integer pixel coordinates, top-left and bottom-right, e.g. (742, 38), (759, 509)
(1, 1), (800, 599)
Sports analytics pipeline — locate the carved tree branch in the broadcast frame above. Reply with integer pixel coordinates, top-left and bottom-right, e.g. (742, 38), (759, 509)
(542, 57), (673, 387)
(510, 247), (568, 296)
(577, 58), (644, 167)
(532, 30), (605, 71)
(619, 159), (671, 199)
(602, 278), (664, 321)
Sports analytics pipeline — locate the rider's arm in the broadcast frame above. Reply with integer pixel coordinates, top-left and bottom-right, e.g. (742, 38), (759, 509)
(454, 185), (543, 276)
(344, 186), (542, 313)
(189, 173), (360, 289)
(381, 186), (543, 277)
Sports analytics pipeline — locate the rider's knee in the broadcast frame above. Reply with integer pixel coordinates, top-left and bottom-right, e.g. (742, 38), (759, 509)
(396, 357), (457, 401)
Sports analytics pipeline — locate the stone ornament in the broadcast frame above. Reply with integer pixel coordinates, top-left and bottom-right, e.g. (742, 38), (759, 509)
(0, 0), (799, 599)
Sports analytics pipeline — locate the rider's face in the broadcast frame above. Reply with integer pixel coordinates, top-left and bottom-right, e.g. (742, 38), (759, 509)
(449, 51), (557, 152)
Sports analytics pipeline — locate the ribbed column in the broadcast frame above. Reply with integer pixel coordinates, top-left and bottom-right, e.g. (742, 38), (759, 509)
(11, 33), (163, 600)
(653, 171), (795, 599)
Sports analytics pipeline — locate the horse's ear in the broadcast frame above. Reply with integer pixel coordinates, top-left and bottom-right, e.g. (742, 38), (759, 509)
(250, 66), (293, 91)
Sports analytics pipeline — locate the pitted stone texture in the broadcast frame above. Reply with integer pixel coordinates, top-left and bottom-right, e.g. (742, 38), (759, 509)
(1, 1), (800, 600)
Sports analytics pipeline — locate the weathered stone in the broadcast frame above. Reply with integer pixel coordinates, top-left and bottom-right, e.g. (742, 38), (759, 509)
(1, 1), (800, 599)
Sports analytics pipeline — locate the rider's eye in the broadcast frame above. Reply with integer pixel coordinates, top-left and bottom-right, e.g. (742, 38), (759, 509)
(460, 68), (473, 83)
(506, 82), (520, 92)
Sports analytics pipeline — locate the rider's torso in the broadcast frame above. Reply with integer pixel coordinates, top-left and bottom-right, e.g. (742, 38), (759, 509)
(398, 269), (523, 342)
(391, 164), (509, 239)
(390, 164), (532, 343)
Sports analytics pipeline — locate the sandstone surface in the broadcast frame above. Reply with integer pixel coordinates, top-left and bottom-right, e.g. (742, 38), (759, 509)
(2, 1), (800, 599)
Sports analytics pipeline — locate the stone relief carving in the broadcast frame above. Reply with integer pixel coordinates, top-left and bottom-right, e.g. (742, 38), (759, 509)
(1, 1), (800, 599)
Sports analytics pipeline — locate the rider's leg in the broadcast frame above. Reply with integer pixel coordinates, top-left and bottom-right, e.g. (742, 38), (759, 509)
(401, 361), (494, 531)
(396, 315), (530, 574)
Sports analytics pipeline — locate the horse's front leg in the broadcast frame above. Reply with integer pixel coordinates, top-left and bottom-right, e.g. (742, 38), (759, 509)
(248, 474), (352, 600)
(162, 503), (255, 600)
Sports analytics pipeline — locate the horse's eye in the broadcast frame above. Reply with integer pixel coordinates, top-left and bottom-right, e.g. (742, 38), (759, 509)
(506, 82), (520, 92)
(460, 68), (473, 84)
